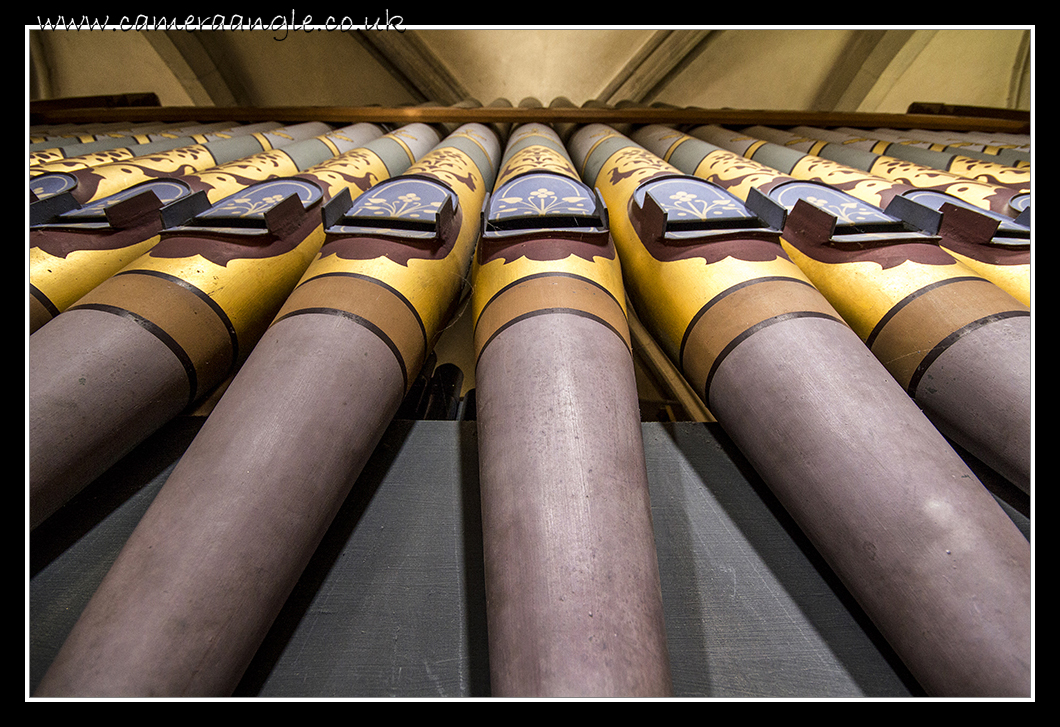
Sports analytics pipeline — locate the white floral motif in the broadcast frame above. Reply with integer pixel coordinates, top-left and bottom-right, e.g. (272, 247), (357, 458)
(804, 194), (878, 224)
(497, 185), (589, 216)
(216, 193), (287, 217)
(666, 190), (740, 219)
(361, 191), (441, 219)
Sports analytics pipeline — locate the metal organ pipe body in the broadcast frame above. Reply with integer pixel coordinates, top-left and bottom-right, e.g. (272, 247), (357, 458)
(32, 123), (503, 697)
(568, 124), (1030, 697)
(30, 121), (335, 207)
(30, 121), (184, 157)
(634, 125), (1031, 494)
(30, 121), (168, 148)
(686, 124), (1030, 307)
(29, 122), (284, 172)
(862, 127), (1030, 168)
(472, 123), (671, 697)
(737, 124), (1029, 220)
(29, 120), (335, 318)
(28, 125), (431, 532)
(29, 123), (386, 333)
(823, 126), (1031, 192)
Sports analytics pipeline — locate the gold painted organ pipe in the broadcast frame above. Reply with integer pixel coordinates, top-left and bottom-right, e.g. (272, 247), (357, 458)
(29, 121), (286, 173)
(735, 124), (1030, 220)
(29, 121), (335, 207)
(31, 122), (480, 697)
(27, 105), (1032, 699)
(28, 124), (437, 532)
(823, 126), (1030, 190)
(34, 122), (493, 698)
(842, 126), (1030, 168)
(633, 124), (1031, 495)
(567, 124), (1029, 696)
(29, 123), (388, 333)
(686, 124), (1031, 306)
(471, 122), (672, 696)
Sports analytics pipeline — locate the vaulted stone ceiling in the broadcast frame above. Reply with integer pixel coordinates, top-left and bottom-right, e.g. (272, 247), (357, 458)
(28, 27), (1032, 116)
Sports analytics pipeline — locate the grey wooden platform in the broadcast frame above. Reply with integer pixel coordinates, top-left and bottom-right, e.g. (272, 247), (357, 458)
(28, 417), (1029, 698)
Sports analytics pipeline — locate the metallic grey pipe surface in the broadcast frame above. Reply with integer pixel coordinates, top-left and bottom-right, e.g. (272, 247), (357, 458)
(705, 315), (1031, 698)
(29, 125), (432, 530)
(471, 122), (671, 696)
(35, 123), (497, 697)
(910, 315), (1031, 491)
(35, 315), (405, 696)
(569, 124), (1030, 697)
(29, 309), (192, 526)
(476, 314), (672, 697)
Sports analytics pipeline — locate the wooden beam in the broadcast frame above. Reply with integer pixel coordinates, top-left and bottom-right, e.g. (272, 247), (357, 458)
(906, 102), (1030, 122)
(26, 104), (1031, 134)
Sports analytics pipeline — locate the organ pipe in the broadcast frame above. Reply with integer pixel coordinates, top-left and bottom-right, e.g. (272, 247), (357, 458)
(29, 122), (281, 170)
(32, 122), (476, 696)
(28, 104), (1032, 699)
(566, 123), (1030, 696)
(30, 121), (335, 207)
(734, 124), (1029, 220)
(29, 123), (386, 332)
(821, 126), (1030, 191)
(632, 125), (1031, 494)
(28, 124), (434, 532)
(472, 122), (671, 696)
(686, 123), (1031, 307)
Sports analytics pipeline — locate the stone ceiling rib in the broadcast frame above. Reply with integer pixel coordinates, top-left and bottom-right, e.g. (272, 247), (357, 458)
(27, 28), (1032, 116)
(839, 29), (939, 113)
(142, 31), (238, 107)
(350, 29), (470, 105)
(597, 29), (713, 105)
(29, 30), (52, 100)
(1008, 30), (1031, 110)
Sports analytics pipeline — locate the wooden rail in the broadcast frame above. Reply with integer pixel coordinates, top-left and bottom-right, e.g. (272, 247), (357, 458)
(30, 102), (1031, 134)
